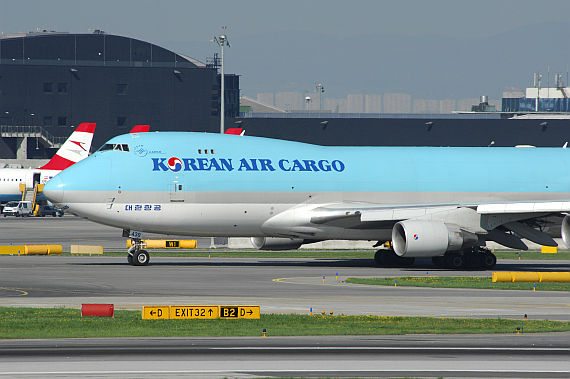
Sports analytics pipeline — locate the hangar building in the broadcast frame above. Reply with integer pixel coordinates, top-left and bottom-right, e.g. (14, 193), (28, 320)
(0, 30), (239, 160)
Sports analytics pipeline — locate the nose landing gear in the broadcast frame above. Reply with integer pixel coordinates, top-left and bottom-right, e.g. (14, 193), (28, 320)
(126, 235), (150, 266)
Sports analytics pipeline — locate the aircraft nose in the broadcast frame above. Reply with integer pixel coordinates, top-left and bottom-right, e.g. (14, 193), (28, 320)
(43, 175), (65, 204)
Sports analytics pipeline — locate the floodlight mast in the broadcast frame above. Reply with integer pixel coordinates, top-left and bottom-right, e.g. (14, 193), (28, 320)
(213, 29), (230, 134)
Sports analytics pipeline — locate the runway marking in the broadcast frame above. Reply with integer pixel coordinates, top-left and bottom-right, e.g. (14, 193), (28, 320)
(272, 276), (348, 287)
(0, 287), (28, 296)
(272, 275), (421, 287)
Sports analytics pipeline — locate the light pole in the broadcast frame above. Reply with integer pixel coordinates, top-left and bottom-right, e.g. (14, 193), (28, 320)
(305, 96), (312, 111)
(315, 83), (324, 111)
(213, 28), (230, 134)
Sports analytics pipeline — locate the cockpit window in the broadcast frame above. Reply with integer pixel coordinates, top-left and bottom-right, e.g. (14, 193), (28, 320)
(98, 143), (129, 152)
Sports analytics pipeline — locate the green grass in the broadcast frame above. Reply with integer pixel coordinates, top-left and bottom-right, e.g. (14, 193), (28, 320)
(493, 251), (570, 260)
(0, 307), (568, 339)
(346, 276), (570, 291)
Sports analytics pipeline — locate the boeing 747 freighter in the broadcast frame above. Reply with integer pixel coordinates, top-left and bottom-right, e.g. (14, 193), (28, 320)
(43, 132), (570, 268)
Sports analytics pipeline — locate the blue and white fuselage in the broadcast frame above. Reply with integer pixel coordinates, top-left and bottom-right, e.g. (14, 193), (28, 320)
(44, 132), (570, 265)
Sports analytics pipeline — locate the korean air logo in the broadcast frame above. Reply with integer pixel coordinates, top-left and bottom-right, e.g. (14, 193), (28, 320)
(413, 234), (419, 240)
(167, 157), (183, 172)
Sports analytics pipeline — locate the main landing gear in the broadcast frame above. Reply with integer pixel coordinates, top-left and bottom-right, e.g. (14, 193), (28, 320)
(374, 246), (497, 270)
(374, 250), (415, 267)
(432, 247), (496, 270)
(127, 238), (150, 266)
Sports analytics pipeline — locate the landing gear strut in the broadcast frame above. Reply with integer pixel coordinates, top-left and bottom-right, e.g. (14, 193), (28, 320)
(127, 238), (150, 266)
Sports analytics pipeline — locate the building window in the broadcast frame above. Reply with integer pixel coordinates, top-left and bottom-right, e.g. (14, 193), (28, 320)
(57, 83), (68, 94)
(116, 116), (127, 127)
(57, 116), (67, 126)
(43, 82), (53, 93)
(43, 116), (53, 126)
(116, 84), (128, 95)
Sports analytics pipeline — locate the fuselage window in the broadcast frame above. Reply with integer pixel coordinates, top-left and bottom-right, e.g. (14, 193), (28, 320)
(99, 144), (114, 151)
(98, 143), (129, 152)
(210, 149), (215, 154)
(198, 149), (202, 154)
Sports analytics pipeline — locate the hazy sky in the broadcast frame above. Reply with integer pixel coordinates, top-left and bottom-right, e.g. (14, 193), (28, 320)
(2, 0), (570, 99)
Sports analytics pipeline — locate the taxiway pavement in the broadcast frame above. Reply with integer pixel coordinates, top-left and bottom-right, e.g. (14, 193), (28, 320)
(0, 334), (569, 378)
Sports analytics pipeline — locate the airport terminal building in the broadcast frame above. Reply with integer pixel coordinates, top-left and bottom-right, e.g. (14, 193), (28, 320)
(0, 30), (239, 160)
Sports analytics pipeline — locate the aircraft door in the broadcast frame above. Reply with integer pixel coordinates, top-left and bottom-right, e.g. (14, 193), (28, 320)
(169, 179), (184, 202)
(33, 173), (41, 187)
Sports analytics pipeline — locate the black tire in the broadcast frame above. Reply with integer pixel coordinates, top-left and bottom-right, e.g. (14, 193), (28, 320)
(482, 252), (497, 269)
(134, 250), (150, 266)
(373, 250), (384, 266)
(463, 250), (482, 270)
(127, 254), (133, 265)
(398, 256), (415, 267)
(432, 256), (445, 268)
(375, 250), (414, 267)
(445, 253), (465, 269)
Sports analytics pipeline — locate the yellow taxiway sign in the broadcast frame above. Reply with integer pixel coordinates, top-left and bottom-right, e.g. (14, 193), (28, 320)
(142, 306), (170, 320)
(170, 305), (219, 319)
(220, 305), (260, 319)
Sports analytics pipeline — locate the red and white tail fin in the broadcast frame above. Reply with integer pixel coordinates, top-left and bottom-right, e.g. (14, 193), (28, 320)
(38, 123), (96, 171)
(224, 127), (245, 135)
(129, 125), (150, 133)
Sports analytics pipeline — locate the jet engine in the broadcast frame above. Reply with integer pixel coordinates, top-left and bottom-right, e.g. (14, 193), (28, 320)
(561, 215), (570, 248)
(392, 220), (478, 257)
(250, 237), (304, 251)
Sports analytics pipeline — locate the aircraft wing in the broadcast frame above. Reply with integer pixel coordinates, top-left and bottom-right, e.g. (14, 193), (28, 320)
(262, 201), (567, 249)
(309, 200), (570, 225)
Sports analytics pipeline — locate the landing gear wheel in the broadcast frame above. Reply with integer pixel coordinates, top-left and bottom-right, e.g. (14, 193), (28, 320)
(134, 250), (150, 266)
(482, 252), (497, 269)
(374, 250), (415, 267)
(432, 256), (445, 268)
(463, 248), (482, 270)
(374, 250), (385, 266)
(398, 257), (415, 267)
(127, 254), (133, 264)
(444, 253), (465, 269)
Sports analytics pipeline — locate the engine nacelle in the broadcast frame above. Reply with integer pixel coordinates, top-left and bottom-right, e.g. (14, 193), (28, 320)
(250, 237), (304, 251)
(561, 215), (570, 248)
(392, 220), (478, 257)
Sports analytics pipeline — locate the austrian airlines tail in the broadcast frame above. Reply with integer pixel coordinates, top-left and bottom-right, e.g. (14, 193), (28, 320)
(130, 125), (150, 133)
(38, 123), (96, 170)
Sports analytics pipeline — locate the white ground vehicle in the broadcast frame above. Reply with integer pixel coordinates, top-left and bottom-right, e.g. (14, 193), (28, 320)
(2, 201), (33, 217)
